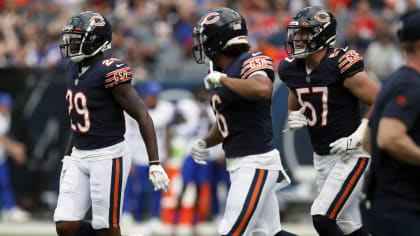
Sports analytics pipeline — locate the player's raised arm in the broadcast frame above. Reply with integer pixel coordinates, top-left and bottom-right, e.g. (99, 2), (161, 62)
(204, 52), (275, 101)
(217, 73), (273, 101)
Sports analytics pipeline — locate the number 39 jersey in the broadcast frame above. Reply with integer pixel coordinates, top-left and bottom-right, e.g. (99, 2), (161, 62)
(211, 51), (275, 158)
(278, 48), (364, 155)
(65, 57), (133, 150)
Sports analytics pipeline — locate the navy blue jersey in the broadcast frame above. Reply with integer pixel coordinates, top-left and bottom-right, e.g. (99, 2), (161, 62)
(211, 51), (275, 158)
(369, 66), (420, 210)
(65, 57), (133, 150)
(278, 48), (364, 155)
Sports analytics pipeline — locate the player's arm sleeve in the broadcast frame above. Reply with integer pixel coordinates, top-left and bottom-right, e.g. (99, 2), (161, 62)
(338, 49), (364, 78)
(104, 61), (133, 89)
(240, 54), (275, 81)
(381, 82), (420, 130)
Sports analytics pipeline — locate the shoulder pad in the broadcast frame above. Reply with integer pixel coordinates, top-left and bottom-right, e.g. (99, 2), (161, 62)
(103, 58), (133, 88)
(240, 52), (274, 79)
(277, 57), (297, 82)
(338, 49), (364, 77)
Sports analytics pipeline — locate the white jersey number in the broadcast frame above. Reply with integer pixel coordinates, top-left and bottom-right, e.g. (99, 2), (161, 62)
(211, 94), (229, 138)
(66, 89), (91, 133)
(295, 86), (328, 127)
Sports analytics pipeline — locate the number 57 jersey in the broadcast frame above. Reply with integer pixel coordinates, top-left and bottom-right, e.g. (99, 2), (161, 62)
(65, 57), (133, 150)
(278, 48), (364, 155)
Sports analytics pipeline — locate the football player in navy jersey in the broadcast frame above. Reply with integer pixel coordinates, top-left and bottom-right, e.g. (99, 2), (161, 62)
(53, 11), (169, 236)
(362, 11), (420, 236)
(278, 6), (379, 236)
(190, 7), (295, 236)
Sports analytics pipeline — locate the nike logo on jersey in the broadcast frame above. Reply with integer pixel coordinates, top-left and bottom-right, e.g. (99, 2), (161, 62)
(251, 52), (261, 56)
(116, 64), (124, 67)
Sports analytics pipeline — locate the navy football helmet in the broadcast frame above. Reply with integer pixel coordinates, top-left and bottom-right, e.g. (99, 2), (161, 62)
(286, 6), (336, 58)
(60, 11), (112, 62)
(192, 7), (248, 64)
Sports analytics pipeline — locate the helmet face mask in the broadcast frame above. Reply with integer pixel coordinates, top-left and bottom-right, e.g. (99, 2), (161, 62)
(60, 11), (112, 63)
(192, 26), (206, 64)
(286, 6), (336, 58)
(286, 26), (324, 58)
(60, 33), (84, 62)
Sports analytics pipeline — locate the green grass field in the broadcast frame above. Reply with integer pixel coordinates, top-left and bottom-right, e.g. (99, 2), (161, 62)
(0, 221), (316, 236)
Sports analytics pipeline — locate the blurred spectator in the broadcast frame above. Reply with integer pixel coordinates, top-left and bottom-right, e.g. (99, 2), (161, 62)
(365, 26), (403, 82)
(24, 32), (61, 67)
(0, 0), (414, 80)
(0, 7), (19, 67)
(351, 0), (385, 9)
(353, 0), (376, 42)
(173, 1), (197, 55)
(326, 0), (351, 14)
(341, 20), (371, 53)
(288, 0), (325, 14)
(271, 0), (292, 47)
(0, 92), (30, 223)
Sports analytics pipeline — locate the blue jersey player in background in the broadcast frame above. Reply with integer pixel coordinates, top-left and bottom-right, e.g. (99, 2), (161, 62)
(53, 11), (169, 236)
(363, 11), (420, 236)
(190, 7), (296, 236)
(278, 6), (379, 236)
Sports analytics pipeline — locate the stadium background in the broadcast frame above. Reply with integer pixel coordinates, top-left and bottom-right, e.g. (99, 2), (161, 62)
(0, 0), (413, 235)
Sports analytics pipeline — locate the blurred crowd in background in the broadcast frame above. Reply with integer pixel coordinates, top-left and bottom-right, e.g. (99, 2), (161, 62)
(0, 0), (418, 82)
(0, 0), (419, 232)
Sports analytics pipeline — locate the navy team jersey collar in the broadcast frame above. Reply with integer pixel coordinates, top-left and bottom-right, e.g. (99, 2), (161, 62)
(298, 48), (332, 75)
(74, 57), (105, 81)
(223, 52), (249, 73)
